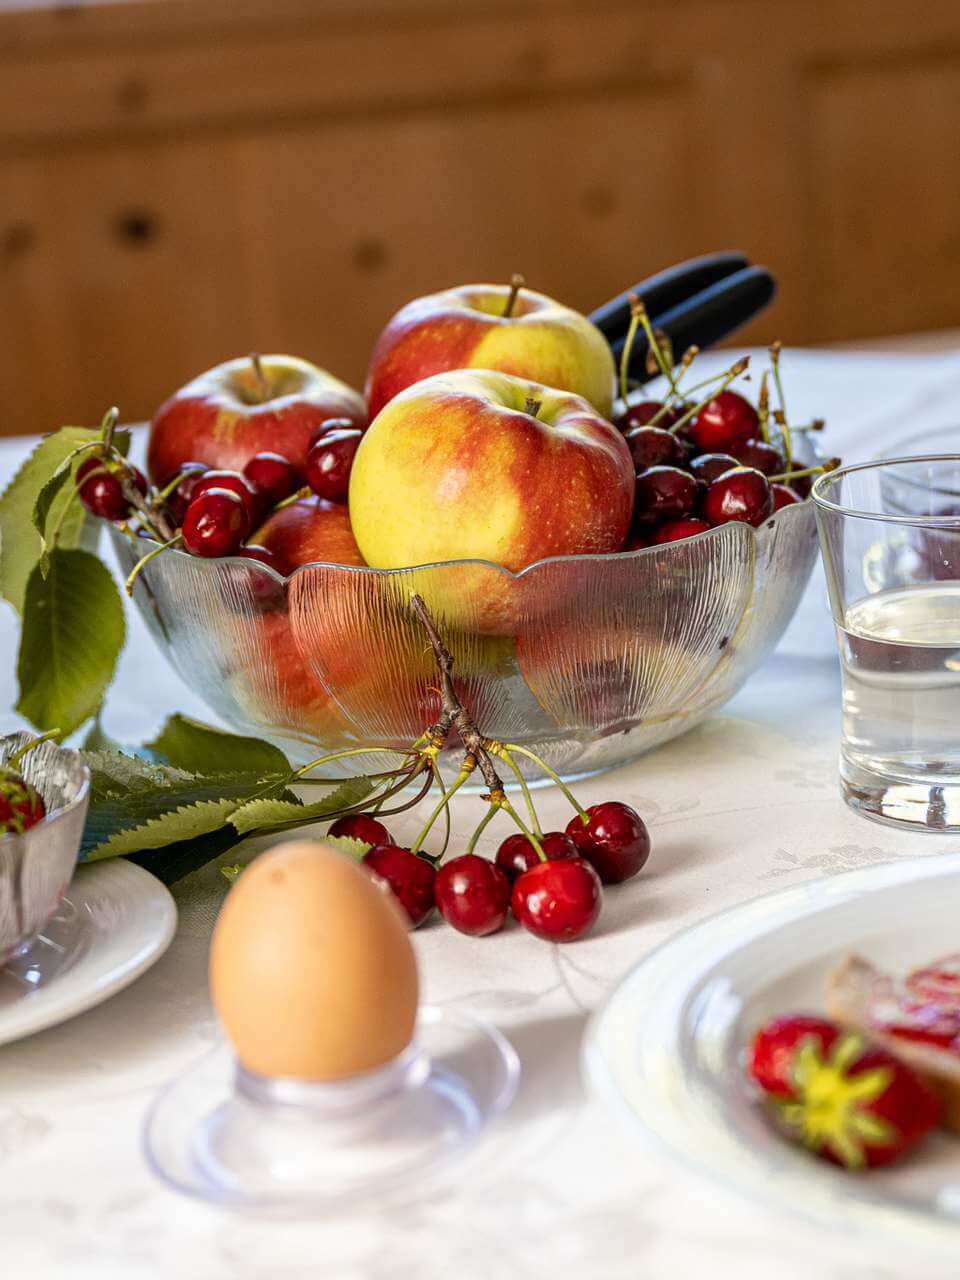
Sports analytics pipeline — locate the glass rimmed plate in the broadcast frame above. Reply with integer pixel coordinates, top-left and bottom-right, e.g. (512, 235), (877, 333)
(0, 859), (177, 1046)
(584, 851), (960, 1256)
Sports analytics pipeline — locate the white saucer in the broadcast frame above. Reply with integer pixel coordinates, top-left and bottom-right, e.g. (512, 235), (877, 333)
(0, 859), (177, 1046)
(584, 851), (960, 1256)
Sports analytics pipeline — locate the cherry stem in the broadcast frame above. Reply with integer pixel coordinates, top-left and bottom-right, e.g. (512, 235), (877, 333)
(757, 371), (771, 444)
(250, 352), (270, 403)
(157, 470), (191, 503)
(125, 533), (182, 595)
(498, 746), (542, 836)
(272, 484), (311, 513)
(634, 301), (678, 395)
(409, 759), (474, 855)
(500, 742), (590, 823)
(99, 406), (120, 454)
(793, 419), (826, 434)
(768, 342), (793, 468)
(768, 458), (841, 485)
(498, 794), (547, 861)
(122, 473), (174, 542)
(667, 357), (750, 437)
(618, 294), (642, 408)
(502, 273), (524, 319)
(410, 594), (507, 799)
(465, 799), (500, 857)
(292, 745), (419, 780)
(8, 728), (62, 768)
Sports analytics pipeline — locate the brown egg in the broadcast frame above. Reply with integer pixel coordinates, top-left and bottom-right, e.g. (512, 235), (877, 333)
(210, 839), (418, 1081)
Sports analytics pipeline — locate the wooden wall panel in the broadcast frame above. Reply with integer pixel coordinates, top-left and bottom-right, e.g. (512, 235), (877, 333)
(806, 55), (960, 340)
(1, 0), (960, 436)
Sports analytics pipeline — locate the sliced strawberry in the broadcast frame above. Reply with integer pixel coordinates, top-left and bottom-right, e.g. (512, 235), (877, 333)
(750, 1014), (940, 1169)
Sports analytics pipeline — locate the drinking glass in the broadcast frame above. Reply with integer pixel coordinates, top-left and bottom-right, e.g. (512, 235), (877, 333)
(813, 455), (960, 831)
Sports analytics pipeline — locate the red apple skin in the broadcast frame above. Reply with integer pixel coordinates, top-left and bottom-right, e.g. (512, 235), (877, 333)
(147, 355), (366, 483)
(365, 283), (616, 419)
(350, 370), (634, 574)
(254, 496), (366, 576)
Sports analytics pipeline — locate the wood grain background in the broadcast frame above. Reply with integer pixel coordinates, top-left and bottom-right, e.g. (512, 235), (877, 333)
(1, 0), (959, 437)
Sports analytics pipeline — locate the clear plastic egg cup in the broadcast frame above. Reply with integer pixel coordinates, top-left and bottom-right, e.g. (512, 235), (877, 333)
(144, 1005), (519, 1212)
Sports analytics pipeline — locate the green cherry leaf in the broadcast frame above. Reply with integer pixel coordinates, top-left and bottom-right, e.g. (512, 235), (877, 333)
(0, 427), (104, 613)
(145, 714), (291, 776)
(83, 797), (242, 861)
(16, 548), (125, 737)
(229, 776), (374, 836)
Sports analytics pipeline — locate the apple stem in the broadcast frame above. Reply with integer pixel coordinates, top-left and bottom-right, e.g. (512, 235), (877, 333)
(769, 457), (841, 485)
(524, 397), (542, 419)
(502, 273), (525, 319)
(250, 352), (270, 403)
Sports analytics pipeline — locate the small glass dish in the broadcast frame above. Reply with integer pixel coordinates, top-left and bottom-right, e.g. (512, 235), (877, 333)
(111, 441), (821, 783)
(144, 1004), (519, 1213)
(0, 733), (90, 963)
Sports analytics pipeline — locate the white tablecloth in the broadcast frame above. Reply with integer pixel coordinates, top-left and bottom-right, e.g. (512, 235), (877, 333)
(3, 348), (960, 1279)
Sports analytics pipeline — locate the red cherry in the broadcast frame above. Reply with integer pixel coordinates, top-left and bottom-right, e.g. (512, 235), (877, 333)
(434, 854), (511, 936)
(364, 844), (436, 928)
(735, 438), (785, 476)
(192, 469), (264, 526)
(181, 488), (250, 557)
(511, 857), (601, 942)
(623, 531), (651, 550)
(633, 466), (699, 526)
(689, 452), (740, 484)
(624, 426), (689, 471)
(310, 416), (358, 447)
(653, 517), (711, 545)
(242, 452), (300, 507)
(329, 813), (392, 847)
(495, 830), (578, 882)
(304, 428), (362, 503)
(237, 543), (281, 570)
(163, 462), (208, 525)
(0, 766), (46, 835)
(614, 399), (663, 431)
(771, 482), (801, 511)
(702, 467), (773, 527)
(76, 456), (148, 521)
(565, 801), (650, 883)
(688, 390), (759, 453)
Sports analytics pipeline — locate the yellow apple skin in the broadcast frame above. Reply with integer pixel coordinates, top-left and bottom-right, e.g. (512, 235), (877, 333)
(364, 283), (616, 419)
(349, 370), (634, 574)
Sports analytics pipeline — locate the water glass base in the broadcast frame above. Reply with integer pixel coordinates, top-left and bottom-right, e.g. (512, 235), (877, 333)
(841, 758), (960, 833)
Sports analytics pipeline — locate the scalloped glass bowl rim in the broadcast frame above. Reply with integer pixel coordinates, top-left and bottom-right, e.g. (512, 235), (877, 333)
(135, 497), (809, 585)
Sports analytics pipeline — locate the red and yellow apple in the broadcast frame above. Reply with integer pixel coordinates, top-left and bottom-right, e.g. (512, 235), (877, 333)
(253, 495), (365, 576)
(147, 354), (366, 483)
(349, 370), (634, 574)
(364, 283), (616, 419)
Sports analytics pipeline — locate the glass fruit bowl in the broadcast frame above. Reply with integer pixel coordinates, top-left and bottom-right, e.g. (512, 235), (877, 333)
(110, 478), (819, 783)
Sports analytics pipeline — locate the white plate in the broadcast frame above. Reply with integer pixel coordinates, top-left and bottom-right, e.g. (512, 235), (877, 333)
(0, 859), (177, 1046)
(584, 851), (960, 1256)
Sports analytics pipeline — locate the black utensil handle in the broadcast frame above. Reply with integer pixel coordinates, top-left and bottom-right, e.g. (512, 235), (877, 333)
(609, 266), (777, 384)
(589, 251), (750, 343)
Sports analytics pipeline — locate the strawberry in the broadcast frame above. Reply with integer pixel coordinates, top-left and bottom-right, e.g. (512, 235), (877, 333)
(0, 766), (45, 836)
(749, 1014), (941, 1169)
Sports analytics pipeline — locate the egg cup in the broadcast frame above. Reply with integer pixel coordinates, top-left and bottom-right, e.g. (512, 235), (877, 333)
(144, 1004), (519, 1210)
